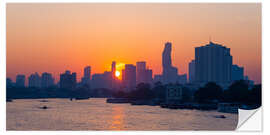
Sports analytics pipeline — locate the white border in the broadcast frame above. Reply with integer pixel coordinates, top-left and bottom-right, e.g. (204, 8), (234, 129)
(1, 0), (267, 135)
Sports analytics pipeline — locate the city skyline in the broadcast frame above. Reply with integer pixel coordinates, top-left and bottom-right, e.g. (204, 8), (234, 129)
(7, 41), (256, 88)
(7, 3), (261, 83)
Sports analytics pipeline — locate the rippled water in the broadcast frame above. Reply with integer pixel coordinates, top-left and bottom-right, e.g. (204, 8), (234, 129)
(7, 98), (238, 130)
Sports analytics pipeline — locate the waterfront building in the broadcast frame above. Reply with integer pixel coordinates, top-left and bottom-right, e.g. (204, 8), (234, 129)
(231, 64), (244, 82)
(162, 42), (178, 84)
(122, 64), (136, 91)
(136, 61), (153, 85)
(60, 70), (77, 89)
(188, 60), (195, 83)
(195, 41), (232, 87)
(81, 66), (91, 86)
(41, 72), (54, 88)
(166, 84), (183, 104)
(136, 61), (146, 84)
(16, 74), (26, 88)
(28, 72), (41, 88)
(91, 71), (112, 89)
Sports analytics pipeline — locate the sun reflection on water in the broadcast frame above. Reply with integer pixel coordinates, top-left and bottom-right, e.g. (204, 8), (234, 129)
(110, 106), (124, 130)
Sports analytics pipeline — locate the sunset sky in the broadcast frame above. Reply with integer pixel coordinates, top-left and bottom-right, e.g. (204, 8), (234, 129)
(6, 3), (261, 84)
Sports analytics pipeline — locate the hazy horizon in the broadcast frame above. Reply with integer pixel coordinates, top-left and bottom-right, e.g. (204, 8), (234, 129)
(6, 3), (261, 84)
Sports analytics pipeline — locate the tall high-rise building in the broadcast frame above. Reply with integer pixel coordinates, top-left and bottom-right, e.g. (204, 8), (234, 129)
(162, 42), (178, 84)
(82, 66), (91, 85)
(195, 41), (232, 86)
(60, 70), (77, 89)
(188, 60), (195, 83)
(91, 71), (112, 89)
(84, 66), (91, 80)
(28, 72), (41, 88)
(136, 61), (146, 84)
(122, 64), (136, 91)
(232, 65), (244, 82)
(16, 74), (25, 88)
(41, 72), (54, 88)
(145, 69), (153, 84)
(111, 61), (116, 76)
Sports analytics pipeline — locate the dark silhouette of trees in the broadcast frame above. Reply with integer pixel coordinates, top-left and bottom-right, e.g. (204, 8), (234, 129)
(194, 82), (223, 103)
(182, 87), (193, 102)
(129, 83), (154, 100)
(247, 84), (261, 108)
(223, 80), (249, 103)
(152, 81), (166, 100)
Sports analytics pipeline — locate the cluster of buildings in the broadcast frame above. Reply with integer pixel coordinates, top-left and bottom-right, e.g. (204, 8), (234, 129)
(188, 41), (253, 88)
(7, 41), (254, 91)
(7, 72), (54, 88)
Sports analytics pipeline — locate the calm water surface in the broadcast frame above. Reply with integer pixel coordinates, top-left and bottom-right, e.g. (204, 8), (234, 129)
(7, 98), (238, 130)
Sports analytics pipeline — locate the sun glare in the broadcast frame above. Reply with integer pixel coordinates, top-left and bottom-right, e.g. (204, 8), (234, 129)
(115, 71), (120, 77)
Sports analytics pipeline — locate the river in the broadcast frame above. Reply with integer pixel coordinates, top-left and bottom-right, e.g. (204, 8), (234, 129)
(7, 98), (238, 130)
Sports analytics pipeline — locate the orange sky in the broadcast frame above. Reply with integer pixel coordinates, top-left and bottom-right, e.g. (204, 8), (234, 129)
(6, 3), (261, 84)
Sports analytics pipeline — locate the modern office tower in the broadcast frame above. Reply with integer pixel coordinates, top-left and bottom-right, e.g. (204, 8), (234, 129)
(16, 74), (26, 88)
(162, 42), (178, 84)
(28, 72), (41, 88)
(82, 66), (91, 85)
(110, 61), (116, 88)
(122, 64), (136, 91)
(91, 73), (104, 89)
(91, 71), (111, 89)
(177, 74), (187, 84)
(231, 64), (244, 82)
(111, 61), (116, 76)
(60, 70), (77, 89)
(41, 72), (54, 88)
(145, 69), (153, 84)
(84, 66), (91, 80)
(136, 61), (146, 84)
(195, 41), (232, 86)
(188, 60), (195, 83)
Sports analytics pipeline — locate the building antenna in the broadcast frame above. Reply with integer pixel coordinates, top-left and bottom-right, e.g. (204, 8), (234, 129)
(209, 36), (212, 43)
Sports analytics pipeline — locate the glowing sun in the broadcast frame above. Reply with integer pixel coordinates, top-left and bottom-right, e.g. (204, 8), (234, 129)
(115, 71), (120, 77)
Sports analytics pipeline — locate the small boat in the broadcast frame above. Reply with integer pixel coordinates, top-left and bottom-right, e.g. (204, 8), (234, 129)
(106, 98), (130, 103)
(6, 98), (13, 102)
(75, 97), (90, 100)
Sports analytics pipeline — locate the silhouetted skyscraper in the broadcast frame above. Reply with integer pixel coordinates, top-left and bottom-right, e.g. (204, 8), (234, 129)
(60, 70), (76, 89)
(232, 65), (244, 82)
(122, 64), (136, 91)
(16, 74), (25, 88)
(145, 69), (153, 84)
(136, 61), (153, 85)
(41, 72), (54, 88)
(91, 71), (111, 89)
(82, 66), (91, 85)
(188, 60), (195, 83)
(195, 41), (232, 86)
(111, 61), (116, 76)
(28, 72), (41, 88)
(162, 42), (178, 84)
(84, 66), (91, 80)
